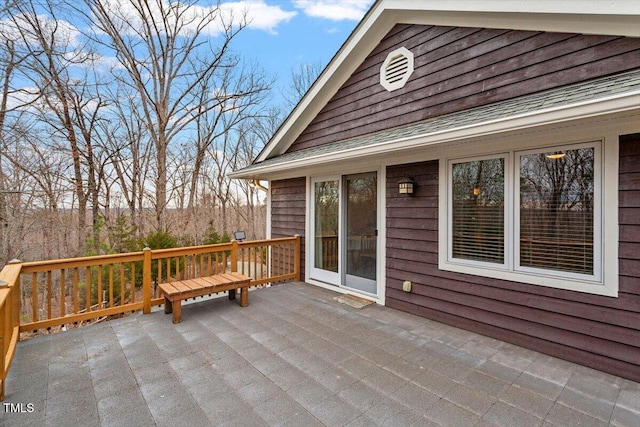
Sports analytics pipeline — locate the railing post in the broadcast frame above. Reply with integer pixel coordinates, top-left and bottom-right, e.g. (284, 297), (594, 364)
(1, 259), (22, 401)
(231, 240), (238, 273)
(8, 260), (21, 334)
(294, 235), (301, 282)
(143, 248), (152, 314)
(0, 333), (4, 401)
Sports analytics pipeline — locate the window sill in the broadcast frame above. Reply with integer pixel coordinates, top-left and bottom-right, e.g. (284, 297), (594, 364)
(438, 259), (618, 297)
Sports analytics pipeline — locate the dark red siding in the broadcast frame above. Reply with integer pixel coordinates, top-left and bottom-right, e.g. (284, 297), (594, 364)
(289, 25), (640, 152)
(385, 138), (640, 381)
(271, 178), (306, 281)
(619, 134), (640, 302)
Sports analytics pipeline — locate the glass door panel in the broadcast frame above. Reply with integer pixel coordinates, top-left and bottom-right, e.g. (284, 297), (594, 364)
(344, 173), (377, 294)
(311, 179), (340, 284)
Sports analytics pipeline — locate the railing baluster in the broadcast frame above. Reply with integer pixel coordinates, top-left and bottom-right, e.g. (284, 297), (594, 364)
(120, 264), (125, 306)
(85, 267), (91, 313)
(31, 273), (38, 322)
(46, 271), (52, 320)
(131, 262), (136, 304)
(97, 265), (103, 309)
(73, 268), (79, 315)
(108, 265), (114, 308)
(60, 269), (66, 317)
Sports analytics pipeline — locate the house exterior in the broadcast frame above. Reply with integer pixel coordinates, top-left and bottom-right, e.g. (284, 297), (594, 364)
(230, 0), (640, 381)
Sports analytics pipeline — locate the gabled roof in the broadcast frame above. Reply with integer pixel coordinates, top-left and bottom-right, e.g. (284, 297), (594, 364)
(231, 0), (640, 179)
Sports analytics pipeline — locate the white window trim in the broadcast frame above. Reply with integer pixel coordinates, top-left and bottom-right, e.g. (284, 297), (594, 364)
(514, 142), (602, 283)
(439, 138), (619, 297)
(447, 153), (510, 271)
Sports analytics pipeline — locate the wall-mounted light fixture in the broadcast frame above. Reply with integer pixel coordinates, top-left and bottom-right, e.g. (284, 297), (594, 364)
(398, 176), (416, 195)
(546, 151), (566, 159)
(473, 186), (481, 196)
(249, 180), (268, 192)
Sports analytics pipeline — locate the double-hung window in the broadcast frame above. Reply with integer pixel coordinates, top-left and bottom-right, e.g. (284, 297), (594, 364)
(441, 140), (612, 295)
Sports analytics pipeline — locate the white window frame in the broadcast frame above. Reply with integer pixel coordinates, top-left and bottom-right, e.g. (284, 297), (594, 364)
(447, 153), (511, 271)
(514, 142), (602, 283)
(439, 138), (618, 297)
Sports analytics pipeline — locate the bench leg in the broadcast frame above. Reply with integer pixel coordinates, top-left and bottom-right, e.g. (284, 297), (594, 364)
(164, 297), (173, 314)
(172, 300), (182, 324)
(228, 288), (236, 300)
(240, 287), (248, 307)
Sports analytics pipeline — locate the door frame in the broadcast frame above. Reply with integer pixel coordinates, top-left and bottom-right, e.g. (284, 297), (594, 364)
(342, 172), (378, 296)
(306, 167), (386, 303)
(309, 175), (342, 285)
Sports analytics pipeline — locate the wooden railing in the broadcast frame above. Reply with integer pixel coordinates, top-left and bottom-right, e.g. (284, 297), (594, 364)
(0, 236), (300, 400)
(0, 261), (20, 401)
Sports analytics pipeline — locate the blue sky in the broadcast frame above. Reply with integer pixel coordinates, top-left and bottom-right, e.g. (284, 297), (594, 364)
(1, 1), (375, 111)
(227, 1), (375, 101)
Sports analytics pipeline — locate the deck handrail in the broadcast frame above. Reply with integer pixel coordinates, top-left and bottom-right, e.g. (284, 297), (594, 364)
(0, 261), (21, 401)
(0, 235), (300, 401)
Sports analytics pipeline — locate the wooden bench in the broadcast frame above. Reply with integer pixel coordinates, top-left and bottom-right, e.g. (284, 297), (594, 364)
(158, 272), (251, 323)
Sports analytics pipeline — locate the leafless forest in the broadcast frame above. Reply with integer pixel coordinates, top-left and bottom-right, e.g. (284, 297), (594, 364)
(0, 1), (317, 267)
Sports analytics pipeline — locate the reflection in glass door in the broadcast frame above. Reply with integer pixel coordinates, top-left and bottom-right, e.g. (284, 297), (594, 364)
(311, 179), (340, 284)
(344, 173), (377, 294)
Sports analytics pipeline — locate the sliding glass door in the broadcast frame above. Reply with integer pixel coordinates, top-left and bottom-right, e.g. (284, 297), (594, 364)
(310, 173), (378, 296)
(311, 178), (340, 284)
(344, 173), (377, 294)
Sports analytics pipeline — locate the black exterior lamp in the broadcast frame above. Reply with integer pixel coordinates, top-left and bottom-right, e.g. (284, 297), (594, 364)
(233, 230), (246, 242)
(398, 175), (416, 195)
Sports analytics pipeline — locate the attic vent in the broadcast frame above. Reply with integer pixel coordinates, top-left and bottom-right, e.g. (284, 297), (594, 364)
(380, 47), (414, 92)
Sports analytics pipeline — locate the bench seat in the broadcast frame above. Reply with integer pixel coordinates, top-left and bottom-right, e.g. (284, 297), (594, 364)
(158, 272), (251, 323)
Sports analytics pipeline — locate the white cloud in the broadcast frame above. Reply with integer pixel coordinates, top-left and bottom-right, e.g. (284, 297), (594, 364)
(292, 0), (373, 21)
(220, 1), (297, 34)
(96, 0), (295, 37)
(0, 13), (82, 48)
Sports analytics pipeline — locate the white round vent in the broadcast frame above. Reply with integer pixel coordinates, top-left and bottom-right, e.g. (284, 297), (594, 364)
(380, 47), (414, 92)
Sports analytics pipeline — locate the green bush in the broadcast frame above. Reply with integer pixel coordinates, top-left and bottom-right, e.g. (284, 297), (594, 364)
(203, 221), (231, 245)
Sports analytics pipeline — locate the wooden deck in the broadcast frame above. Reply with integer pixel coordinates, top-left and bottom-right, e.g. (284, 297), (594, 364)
(4, 282), (639, 426)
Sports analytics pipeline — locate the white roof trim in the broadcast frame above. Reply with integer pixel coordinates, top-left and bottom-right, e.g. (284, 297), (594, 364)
(254, 0), (640, 165)
(232, 91), (640, 180)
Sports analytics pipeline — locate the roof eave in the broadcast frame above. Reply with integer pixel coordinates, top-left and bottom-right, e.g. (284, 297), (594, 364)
(230, 91), (640, 181)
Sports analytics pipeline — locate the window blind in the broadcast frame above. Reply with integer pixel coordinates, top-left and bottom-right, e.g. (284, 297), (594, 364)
(519, 148), (594, 274)
(452, 158), (505, 264)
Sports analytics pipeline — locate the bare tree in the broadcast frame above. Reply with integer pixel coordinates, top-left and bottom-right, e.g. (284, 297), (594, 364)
(282, 61), (323, 109)
(0, 39), (19, 264)
(8, 0), (106, 253)
(96, 86), (153, 238)
(235, 108), (282, 238)
(85, 0), (266, 230)
(0, 0), (46, 264)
